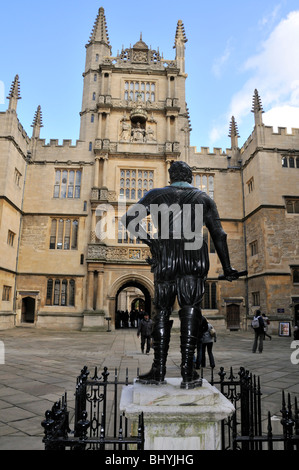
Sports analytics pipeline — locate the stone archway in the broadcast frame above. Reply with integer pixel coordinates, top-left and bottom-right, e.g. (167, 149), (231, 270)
(108, 274), (154, 329)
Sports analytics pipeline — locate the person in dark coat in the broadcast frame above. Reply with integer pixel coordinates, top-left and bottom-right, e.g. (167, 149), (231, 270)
(137, 314), (153, 354)
(252, 310), (265, 353)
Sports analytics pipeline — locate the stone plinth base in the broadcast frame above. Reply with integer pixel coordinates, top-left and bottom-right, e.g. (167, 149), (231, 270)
(120, 378), (234, 450)
(81, 310), (106, 331)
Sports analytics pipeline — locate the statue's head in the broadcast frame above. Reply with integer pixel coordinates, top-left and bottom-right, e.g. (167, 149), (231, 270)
(169, 161), (192, 184)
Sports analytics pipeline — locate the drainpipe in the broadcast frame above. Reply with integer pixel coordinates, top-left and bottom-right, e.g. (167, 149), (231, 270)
(240, 160), (249, 329)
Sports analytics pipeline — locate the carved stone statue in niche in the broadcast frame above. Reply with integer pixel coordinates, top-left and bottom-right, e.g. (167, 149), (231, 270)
(120, 118), (131, 141)
(145, 125), (156, 142)
(131, 122), (146, 142)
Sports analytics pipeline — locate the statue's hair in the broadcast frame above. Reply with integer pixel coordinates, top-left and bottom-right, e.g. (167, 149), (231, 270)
(168, 161), (193, 183)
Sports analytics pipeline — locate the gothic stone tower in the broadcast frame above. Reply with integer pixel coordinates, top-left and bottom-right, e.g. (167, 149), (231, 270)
(80, 8), (191, 330)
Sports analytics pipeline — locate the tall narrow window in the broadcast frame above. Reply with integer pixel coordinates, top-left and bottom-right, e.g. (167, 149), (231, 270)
(68, 171), (75, 198)
(252, 291), (260, 306)
(54, 280), (60, 305)
(57, 219), (64, 249)
(64, 220), (71, 249)
(61, 280), (67, 306)
(7, 230), (15, 246)
(50, 219), (57, 249)
(69, 279), (75, 306)
(250, 240), (258, 256)
(71, 220), (79, 249)
(46, 279), (53, 305)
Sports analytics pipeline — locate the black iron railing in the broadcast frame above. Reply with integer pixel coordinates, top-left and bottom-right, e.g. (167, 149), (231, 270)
(41, 365), (298, 451)
(207, 366), (299, 451)
(41, 366), (144, 450)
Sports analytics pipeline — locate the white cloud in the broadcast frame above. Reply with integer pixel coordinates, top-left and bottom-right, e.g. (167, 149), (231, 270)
(264, 105), (299, 132)
(212, 39), (233, 78)
(211, 10), (299, 144)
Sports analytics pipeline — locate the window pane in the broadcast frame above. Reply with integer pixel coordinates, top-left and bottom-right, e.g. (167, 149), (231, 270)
(68, 171), (74, 198)
(61, 280), (67, 306)
(57, 220), (64, 249)
(46, 279), (53, 305)
(69, 280), (75, 306)
(61, 171), (67, 198)
(71, 220), (78, 249)
(64, 220), (71, 249)
(50, 220), (57, 249)
(54, 280), (60, 305)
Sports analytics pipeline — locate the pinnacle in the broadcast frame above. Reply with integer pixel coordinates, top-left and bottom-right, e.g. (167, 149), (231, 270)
(31, 105), (43, 128)
(251, 89), (264, 114)
(174, 19), (188, 46)
(88, 6), (110, 45)
(7, 75), (21, 100)
(228, 116), (240, 137)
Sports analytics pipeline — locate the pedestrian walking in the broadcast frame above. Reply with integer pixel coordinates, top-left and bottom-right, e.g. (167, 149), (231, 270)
(251, 310), (265, 353)
(137, 313), (153, 354)
(200, 322), (216, 368)
(262, 313), (271, 340)
(195, 316), (208, 369)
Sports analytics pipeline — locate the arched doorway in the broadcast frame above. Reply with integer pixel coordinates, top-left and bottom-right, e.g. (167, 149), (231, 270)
(115, 280), (152, 329)
(21, 297), (35, 323)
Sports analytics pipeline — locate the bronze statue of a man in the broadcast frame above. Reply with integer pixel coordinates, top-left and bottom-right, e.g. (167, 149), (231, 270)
(121, 161), (239, 389)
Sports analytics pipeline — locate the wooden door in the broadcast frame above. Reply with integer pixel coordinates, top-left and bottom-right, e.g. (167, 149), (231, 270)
(226, 304), (240, 330)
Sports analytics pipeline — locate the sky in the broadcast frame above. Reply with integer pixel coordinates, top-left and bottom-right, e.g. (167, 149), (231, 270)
(1, 0), (299, 151)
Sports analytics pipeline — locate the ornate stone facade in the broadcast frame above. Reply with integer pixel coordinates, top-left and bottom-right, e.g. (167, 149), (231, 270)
(0, 8), (298, 332)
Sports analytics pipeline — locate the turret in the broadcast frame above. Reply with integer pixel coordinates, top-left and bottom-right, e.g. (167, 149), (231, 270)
(174, 20), (188, 74)
(7, 75), (21, 112)
(80, 7), (112, 142)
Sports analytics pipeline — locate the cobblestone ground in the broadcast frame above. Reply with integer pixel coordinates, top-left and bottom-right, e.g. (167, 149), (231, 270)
(0, 326), (298, 449)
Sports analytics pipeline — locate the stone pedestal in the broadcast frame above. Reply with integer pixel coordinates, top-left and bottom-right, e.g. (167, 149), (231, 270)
(81, 310), (106, 331)
(120, 378), (234, 450)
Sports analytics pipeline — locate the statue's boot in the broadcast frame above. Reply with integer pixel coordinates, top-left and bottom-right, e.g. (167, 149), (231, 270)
(138, 317), (173, 385)
(179, 307), (203, 389)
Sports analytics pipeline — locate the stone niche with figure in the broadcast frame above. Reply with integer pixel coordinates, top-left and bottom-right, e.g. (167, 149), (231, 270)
(118, 98), (157, 151)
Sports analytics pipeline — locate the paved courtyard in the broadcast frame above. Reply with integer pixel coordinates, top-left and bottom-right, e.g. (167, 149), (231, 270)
(0, 325), (298, 450)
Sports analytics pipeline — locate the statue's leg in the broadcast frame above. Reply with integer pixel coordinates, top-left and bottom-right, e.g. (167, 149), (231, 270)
(138, 281), (176, 384)
(177, 276), (205, 389)
(179, 307), (203, 389)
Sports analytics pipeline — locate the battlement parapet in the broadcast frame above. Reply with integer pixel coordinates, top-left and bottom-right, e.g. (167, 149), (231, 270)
(36, 139), (86, 148)
(190, 145), (228, 157)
